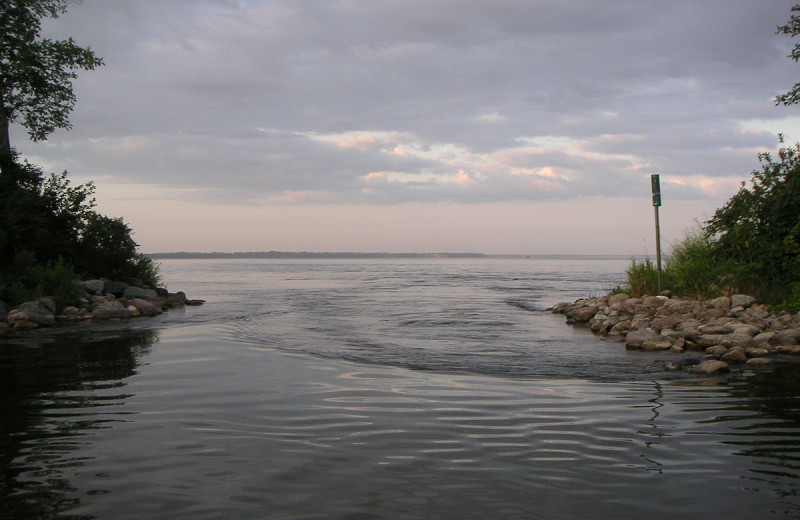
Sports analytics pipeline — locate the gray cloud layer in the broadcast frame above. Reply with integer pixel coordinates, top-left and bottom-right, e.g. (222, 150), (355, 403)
(15, 0), (799, 206)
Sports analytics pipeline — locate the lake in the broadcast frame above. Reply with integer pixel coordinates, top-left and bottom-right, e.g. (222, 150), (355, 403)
(2, 257), (800, 519)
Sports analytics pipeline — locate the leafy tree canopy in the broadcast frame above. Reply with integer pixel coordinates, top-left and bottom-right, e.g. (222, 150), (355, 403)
(0, 0), (103, 169)
(777, 3), (800, 105)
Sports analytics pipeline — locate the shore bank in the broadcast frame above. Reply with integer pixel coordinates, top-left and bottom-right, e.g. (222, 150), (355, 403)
(0, 278), (204, 334)
(552, 293), (800, 375)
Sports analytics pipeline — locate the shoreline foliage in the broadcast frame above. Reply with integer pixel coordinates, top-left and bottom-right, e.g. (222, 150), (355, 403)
(1, 1), (158, 308)
(619, 139), (800, 312)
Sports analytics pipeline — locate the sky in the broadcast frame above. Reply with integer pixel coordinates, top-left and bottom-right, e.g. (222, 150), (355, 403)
(11, 0), (800, 255)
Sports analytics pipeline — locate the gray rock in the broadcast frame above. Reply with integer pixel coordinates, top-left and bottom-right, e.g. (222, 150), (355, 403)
(745, 347), (770, 358)
(123, 286), (158, 300)
(746, 357), (773, 366)
(706, 296), (731, 310)
(607, 293), (630, 307)
(660, 298), (696, 315)
(127, 298), (162, 316)
(699, 323), (734, 335)
(83, 279), (105, 294)
(706, 345), (729, 356)
(38, 297), (56, 314)
(625, 328), (662, 349)
(92, 301), (133, 319)
(566, 305), (598, 323)
(15, 301), (55, 326)
(721, 347), (747, 363)
(103, 280), (129, 296)
(692, 360), (730, 375)
(731, 294), (756, 308)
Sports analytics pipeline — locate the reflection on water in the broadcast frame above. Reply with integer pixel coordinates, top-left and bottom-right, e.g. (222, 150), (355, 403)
(1, 328), (800, 519)
(2, 257), (800, 519)
(0, 329), (158, 520)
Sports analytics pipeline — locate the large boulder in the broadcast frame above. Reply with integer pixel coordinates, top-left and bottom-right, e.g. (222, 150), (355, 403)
(730, 294), (756, 309)
(692, 360), (730, 375)
(566, 305), (599, 323)
(706, 296), (731, 310)
(127, 298), (162, 316)
(92, 301), (133, 319)
(9, 301), (56, 327)
(123, 286), (158, 300)
(103, 280), (129, 297)
(660, 298), (696, 315)
(82, 279), (105, 294)
(625, 328), (662, 349)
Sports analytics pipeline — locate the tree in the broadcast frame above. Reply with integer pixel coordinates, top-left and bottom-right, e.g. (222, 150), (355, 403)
(706, 137), (800, 302)
(777, 3), (800, 105)
(0, 0), (103, 172)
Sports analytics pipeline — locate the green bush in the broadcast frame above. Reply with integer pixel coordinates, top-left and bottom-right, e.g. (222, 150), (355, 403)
(0, 156), (160, 306)
(0, 252), (83, 309)
(619, 139), (800, 307)
(706, 138), (800, 303)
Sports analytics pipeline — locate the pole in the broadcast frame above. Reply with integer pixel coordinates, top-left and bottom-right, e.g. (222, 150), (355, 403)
(654, 204), (662, 293)
(651, 174), (662, 293)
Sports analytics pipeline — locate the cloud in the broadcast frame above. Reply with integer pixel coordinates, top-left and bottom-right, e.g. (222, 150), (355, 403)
(10, 0), (799, 252)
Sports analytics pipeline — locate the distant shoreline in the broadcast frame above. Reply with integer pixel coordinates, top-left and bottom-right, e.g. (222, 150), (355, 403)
(146, 251), (632, 260)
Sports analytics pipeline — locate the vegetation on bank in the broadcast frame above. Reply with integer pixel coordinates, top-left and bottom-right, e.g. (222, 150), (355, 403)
(619, 139), (800, 313)
(0, 1), (159, 308)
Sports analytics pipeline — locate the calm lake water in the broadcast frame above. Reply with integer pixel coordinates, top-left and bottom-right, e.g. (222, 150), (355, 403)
(2, 257), (800, 519)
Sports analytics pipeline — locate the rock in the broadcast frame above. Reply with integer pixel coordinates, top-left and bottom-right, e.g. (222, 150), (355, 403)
(641, 338), (673, 351)
(625, 328), (662, 349)
(660, 298), (696, 315)
(706, 345), (729, 356)
(721, 346), (747, 363)
(91, 301), (133, 319)
(753, 331), (778, 346)
(103, 280), (129, 297)
(165, 291), (189, 307)
(642, 296), (666, 309)
(731, 294), (757, 308)
(706, 296), (731, 310)
(746, 357), (773, 366)
(608, 293), (629, 306)
(187, 299), (206, 306)
(59, 306), (83, 321)
(38, 297), (56, 314)
(127, 298), (162, 316)
(744, 347), (770, 358)
(652, 314), (683, 332)
(698, 323), (734, 335)
(566, 305), (599, 323)
(12, 301), (56, 326)
(696, 334), (733, 348)
(83, 279), (105, 294)
(692, 360), (730, 375)
(123, 286), (158, 300)
(777, 329), (800, 345)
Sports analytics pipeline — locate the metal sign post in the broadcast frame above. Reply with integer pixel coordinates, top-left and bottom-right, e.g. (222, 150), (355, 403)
(651, 174), (662, 293)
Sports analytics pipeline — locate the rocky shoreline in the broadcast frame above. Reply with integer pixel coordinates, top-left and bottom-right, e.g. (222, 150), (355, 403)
(552, 293), (800, 376)
(0, 279), (204, 333)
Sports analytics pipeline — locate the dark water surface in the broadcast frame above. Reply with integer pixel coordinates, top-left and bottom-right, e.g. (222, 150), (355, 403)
(2, 257), (800, 519)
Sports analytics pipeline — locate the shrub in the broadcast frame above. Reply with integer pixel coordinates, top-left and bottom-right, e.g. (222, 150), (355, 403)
(0, 252), (83, 309)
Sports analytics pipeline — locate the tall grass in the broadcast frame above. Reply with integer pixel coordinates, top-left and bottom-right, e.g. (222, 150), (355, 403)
(619, 231), (738, 299)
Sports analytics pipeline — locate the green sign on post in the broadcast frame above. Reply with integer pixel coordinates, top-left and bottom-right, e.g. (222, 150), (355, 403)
(651, 174), (662, 292)
(651, 174), (662, 207)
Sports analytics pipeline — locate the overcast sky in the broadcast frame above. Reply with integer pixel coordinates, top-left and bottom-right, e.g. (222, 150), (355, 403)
(11, 0), (800, 254)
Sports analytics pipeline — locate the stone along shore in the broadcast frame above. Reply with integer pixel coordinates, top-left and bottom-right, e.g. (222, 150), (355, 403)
(0, 279), (205, 332)
(552, 293), (800, 375)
